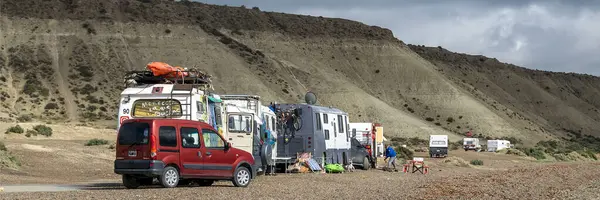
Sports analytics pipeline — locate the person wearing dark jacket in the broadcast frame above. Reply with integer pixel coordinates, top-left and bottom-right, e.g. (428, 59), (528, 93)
(384, 144), (398, 171)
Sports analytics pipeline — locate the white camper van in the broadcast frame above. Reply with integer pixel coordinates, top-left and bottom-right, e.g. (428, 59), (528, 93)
(429, 135), (449, 158)
(463, 138), (482, 151)
(487, 140), (511, 152)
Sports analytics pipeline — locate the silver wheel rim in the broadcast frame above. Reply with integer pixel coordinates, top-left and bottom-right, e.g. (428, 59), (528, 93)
(165, 169), (178, 186)
(237, 169), (250, 186)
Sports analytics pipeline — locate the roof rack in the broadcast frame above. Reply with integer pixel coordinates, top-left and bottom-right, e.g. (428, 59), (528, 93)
(124, 68), (214, 91)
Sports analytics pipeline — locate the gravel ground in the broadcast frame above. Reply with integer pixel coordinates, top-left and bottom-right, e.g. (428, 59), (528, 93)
(2, 162), (600, 200)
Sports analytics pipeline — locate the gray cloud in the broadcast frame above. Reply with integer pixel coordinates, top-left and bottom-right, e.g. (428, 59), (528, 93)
(197, 0), (600, 75)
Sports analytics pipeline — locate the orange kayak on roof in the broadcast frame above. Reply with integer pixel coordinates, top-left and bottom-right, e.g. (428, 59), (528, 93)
(146, 62), (189, 78)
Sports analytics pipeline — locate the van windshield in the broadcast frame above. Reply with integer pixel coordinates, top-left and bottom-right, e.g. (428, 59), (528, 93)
(118, 122), (150, 145)
(228, 114), (252, 133)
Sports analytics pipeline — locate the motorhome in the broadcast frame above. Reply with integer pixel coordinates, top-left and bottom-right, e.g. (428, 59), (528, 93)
(429, 135), (449, 158)
(487, 140), (511, 152)
(272, 103), (351, 167)
(349, 123), (386, 157)
(463, 138), (482, 151)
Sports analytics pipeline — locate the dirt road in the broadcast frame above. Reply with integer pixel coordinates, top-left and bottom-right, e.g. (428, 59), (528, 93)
(1, 162), (600, 200)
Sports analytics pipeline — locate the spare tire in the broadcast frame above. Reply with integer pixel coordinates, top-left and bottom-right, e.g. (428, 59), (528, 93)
(261, 143), (274, 166)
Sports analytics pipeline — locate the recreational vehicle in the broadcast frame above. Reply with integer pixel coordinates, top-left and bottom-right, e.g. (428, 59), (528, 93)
(463, 138), (482, 151)
(272, 104), (351, 167)
(487, 140), (511, 152)
(349, 122), (386, 157)
(429, 135), (449, 158)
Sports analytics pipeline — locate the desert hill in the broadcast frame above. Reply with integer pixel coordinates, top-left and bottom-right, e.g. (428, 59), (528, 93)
(0, 0), (598, 144)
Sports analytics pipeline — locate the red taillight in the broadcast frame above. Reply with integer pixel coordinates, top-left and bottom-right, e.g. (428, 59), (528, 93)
(149, 134), (157, 159)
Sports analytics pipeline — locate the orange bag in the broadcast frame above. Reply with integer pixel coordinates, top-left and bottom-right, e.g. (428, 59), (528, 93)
(146, 62), (188, 78)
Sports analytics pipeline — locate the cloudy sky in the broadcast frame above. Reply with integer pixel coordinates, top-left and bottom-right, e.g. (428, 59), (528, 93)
(198, 0), (600, 75)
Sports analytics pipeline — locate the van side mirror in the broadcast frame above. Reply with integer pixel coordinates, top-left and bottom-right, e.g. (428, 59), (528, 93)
(225, 142), (231, 150)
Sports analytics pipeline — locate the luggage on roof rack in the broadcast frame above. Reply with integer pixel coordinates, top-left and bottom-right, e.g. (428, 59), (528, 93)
(123, 62), (213, 90)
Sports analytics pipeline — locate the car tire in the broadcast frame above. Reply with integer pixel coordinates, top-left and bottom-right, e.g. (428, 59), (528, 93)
(159, 166), (180, 188)
(232, 166), (251, 187)
(122, 175), (140, 189)
(362, 157), (371, 170)
(139, 177), (154, 186)
(197, 179), (215, 187)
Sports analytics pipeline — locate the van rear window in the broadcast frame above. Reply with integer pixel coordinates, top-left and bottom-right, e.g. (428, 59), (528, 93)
(118, 122), (150, 145)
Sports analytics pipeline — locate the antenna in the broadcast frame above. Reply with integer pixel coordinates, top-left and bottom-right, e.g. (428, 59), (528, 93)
(304, 91), (317, 105)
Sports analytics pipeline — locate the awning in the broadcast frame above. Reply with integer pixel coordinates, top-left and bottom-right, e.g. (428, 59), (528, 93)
(208, 96), (222, 103)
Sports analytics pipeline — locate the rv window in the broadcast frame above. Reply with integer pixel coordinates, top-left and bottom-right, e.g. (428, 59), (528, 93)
(159, 126), (177, 147)
(271, 116), (275, 132)
(431, 141), (446, 145)
(202, 129), (225, 148)
(315, 113), (322, 130)
(352, 128), (357, 138)
(337, 115), (344, 133)
(333, 123), (337, 136)
(196, 100), (205, 114)
(181, 127), (200, 148)
(323, 114), (328, 123)
(132, 99), (182, 117)
(228, 114), (252, 133)
(324, 130), (330, 140)
(215, 105), (222, 126)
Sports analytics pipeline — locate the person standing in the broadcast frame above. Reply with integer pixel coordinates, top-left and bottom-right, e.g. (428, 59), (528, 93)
(383, 144), (397, 172)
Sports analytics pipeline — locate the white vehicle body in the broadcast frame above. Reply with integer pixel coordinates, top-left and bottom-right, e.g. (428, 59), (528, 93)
(463, 138), (481, 151)
(349, 122), (386, 157)
(429, 135), (449, 158)
(487, 140), (511, 152)
(117, 84), (225, 134)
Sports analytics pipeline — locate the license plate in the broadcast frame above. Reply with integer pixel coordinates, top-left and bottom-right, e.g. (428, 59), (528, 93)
(128, 150), (137, 157)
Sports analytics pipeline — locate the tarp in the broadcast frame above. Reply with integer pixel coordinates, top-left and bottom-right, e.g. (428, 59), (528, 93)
(208, 96), (222, 103)
(324, 164), (344, 173)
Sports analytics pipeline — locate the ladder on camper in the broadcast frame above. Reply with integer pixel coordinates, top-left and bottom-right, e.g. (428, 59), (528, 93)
(168, 84), (194, 120)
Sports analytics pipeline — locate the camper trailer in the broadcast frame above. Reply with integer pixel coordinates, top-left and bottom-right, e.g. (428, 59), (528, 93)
(487, 140), (511, 152)
(349, 123), (386, 157)
(273, 104), (351, 167)
(429, 135), (449, 158)
(463, 138), (482, 151)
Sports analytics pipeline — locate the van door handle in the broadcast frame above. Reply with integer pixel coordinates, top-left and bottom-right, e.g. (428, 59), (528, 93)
(197, 151), (202, 158)
(205, 152), (212, 156)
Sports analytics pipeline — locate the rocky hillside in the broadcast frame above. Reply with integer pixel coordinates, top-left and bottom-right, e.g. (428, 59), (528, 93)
(1, 0), (598, 143)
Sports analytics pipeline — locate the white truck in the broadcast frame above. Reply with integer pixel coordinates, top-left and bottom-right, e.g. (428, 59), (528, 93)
(429, 135), (448, 158)
(487, 140), (511, 152)
(463, 138), (482, 151)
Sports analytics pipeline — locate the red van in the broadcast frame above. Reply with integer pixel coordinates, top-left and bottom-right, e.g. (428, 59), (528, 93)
(114, 119), (256, 188)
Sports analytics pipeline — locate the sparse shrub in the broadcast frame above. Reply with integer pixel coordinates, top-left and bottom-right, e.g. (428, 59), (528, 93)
(521, 148), (546, 160)
(85, 138), (109, 146)
(470, 159), (483, 165)
(0, 141), (6, 151)
(434, 122), (441, 126)
(5, 125), (24, 134)
(395, 146), (414, 160)
(165, 29), (171, 34)
(26, 129), (38, 137)
(446, 117), (455, 123)
(407, 107), (414, 113)
(108, 143), (116, 149)
(458, 116), (463, 119)
(403, 104), (408, 107)
(44, 103), (59, 110)
(33, 125), (52, 137)
(449, 140), (462, 150)
(425, 117), (434, 122)
(375, 69), (380, 73)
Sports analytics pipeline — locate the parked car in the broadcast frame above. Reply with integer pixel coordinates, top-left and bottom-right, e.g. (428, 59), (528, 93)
(349, 138), (372, 170)
(114, 119), (256, 189)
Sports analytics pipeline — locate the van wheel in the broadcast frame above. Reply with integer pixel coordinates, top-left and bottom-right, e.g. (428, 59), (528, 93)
(232, 166), (251, 187)
(159, 166), (180, 188)
(122, 175), (140, 189)
(362, 157), (371, 170)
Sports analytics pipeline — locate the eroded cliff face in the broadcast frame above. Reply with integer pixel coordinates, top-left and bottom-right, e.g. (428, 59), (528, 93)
(1, 0), (597, 142)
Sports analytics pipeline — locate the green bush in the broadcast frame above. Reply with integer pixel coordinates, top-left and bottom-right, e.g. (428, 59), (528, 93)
(33, 125), (53, 137)
(449, 140), (462, 150)
(85, 138), (109, 146)
(5, 125), (24, 134)
(395, 146), (414, 160)
(521, 148), (546, 160)
(0, 141), (7, 151)
(470, 159), (484, 165)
